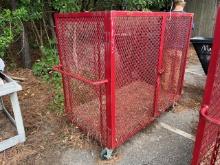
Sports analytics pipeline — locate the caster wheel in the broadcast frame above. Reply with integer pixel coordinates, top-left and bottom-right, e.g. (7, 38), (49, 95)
(100, 148), (113, 160)
(171, 102), (178, 112)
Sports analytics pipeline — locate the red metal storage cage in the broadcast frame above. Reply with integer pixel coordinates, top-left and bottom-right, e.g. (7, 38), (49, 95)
(192, 7), (220, 165)
(53, 11), (193, 158)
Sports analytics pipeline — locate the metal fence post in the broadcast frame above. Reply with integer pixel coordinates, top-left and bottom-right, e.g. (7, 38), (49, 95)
(104, 11), (116, 149)
(153, 15), (166, 117)
(192, 7), (220, 165)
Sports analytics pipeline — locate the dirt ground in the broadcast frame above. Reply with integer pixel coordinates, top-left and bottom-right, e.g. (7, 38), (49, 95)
(0, 69), (100, 165)
(0, 46), (202, 164)
(188, 44), (200, 65)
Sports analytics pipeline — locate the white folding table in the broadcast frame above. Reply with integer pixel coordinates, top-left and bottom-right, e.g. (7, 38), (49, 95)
(0, 72), (26, 152)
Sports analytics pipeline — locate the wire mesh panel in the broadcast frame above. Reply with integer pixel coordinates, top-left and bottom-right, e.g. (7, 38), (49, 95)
(54, 11), (193, 150)
(159, 16), (192, 113)
(54, 13), (108, 145)
(113, 15), (162, 146)
(192, 7), (220, 165)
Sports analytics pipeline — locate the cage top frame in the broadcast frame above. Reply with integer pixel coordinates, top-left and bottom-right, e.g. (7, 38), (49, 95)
(54, 10), (194, 150)
(54, 11), (193, 19)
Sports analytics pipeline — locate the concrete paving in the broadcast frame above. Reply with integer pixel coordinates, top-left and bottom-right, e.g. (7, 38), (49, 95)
(185, 64), (206, 88)
(37, 64), (204, 165)
(116, 111), (197, 165)
(44, 109), (198, 165)
(158, 110), (198, 134)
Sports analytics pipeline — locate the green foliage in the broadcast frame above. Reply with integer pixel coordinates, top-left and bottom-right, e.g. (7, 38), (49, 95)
(32, 40), (64, 112)
(33, 45), (58, 80)
(19, 0), (44, 20)
(91, 0), (170, 11)
(1, 0), (169, 113)
(51, 0), (81, 12)
(115, 0), (170, 10)
(50, 0), (170, 12)
(123, 0), (151, 10)
(0, 0), (169, 58)
(0, 0), (45, 59)
(0, 7), (28, 57)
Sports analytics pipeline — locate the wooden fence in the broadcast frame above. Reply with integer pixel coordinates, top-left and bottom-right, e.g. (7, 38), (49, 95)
(185, 0), (220, 37)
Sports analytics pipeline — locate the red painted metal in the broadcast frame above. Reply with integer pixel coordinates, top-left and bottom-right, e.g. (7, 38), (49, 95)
(53, 65), (108, 86)
(104, 12), (116, 148)
(111, 11), (193, 17)
(178, 15), (194, 95)
(55, 11), (193, 18)
(153, 15), (167, 117)
(158, 14), (193, 113)
(54, 11), (192, 150)
(54, 14), (73, 116)
(192, 7), (220, 165)
(201, 106), (220, 126)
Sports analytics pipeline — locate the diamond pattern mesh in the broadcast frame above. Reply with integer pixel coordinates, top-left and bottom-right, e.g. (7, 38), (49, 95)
(196, 51), (220, 165)
(192, 8), (220, 165)
(54, 12), (192, 149)
(55, 15), (107, 145)
(113, 16), (162, 145)
(159, 16), (192, 112)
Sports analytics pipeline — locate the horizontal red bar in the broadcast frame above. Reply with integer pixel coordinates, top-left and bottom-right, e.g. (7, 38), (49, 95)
(201, 105), (220, 126)
(53, 65), (108, 86)
(54, 11), (193, 19)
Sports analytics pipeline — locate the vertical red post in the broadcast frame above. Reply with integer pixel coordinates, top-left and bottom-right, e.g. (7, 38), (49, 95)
(191, 107), (207, 165)
(178, 16), (194, 95)
(192, 7), (220, 165)
(104, 11), (116, 149)
(153, 15), (167, 117)
(54, 15), (73, 115)
(201, 9), (220, 106)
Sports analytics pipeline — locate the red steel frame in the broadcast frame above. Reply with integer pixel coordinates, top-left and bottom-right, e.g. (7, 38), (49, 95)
(104, 12), (116, 148)
(54, 11), (193, 150)
(153, 15), (166, 117)
(192, 7), (220, 165)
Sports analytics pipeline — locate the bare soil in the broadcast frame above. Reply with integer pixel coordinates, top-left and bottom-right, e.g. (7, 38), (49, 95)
(0, 46), (203, 164)
(188, 44), (200, 66)
(0, 69), (96, 165)
(69, 81), (172, 146)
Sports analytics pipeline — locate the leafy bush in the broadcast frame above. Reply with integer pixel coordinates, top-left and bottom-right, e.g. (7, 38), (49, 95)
(51, 0), (81, 12)
(1, 0), (170, 113)
(33, 40), (64, 112)
(123, 0), (170, 10)
(33, 45), (58, 80)
(0, 7), (28, 58)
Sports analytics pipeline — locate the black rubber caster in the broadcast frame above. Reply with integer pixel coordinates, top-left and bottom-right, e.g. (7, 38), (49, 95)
(100, 148), (113, 160)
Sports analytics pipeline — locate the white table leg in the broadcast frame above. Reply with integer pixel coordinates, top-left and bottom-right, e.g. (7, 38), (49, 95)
(10, 92), (26, 143)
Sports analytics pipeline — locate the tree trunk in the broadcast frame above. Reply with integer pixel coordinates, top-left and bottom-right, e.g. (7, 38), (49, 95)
(185, 0), (217, 37)
(49, 13), (56, 39)
(11, 0), (31, 68)
(10, 0), (17, 9)
(22, 25), (32, 68)
(47, 0), (56, 40)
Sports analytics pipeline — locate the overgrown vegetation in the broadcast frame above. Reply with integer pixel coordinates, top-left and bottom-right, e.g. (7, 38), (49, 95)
(0, 7), (28, 57)
(1, 0), (171, 112)
(32, 40), (64, 112)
